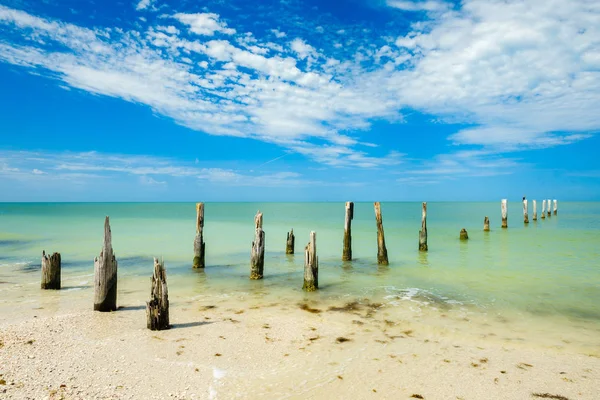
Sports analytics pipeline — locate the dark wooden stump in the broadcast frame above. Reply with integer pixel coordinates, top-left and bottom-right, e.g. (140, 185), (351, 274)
(286, 229), (295, 255)
(460, 228), (469, 240)
(146, 258), (169, 331)
(41, 251), (61, 290)
(533, 200), (538, 221)
(303, 231), (318, 292)
(553, 200), (558, 215)
(374, 202), (389, 265)
(523, 199), (529, 224)
(250, 211), (265, 280)
(484, 216), (490, 231)
(94, 216), (118, 312)
(419, 202), (428, 251)
(193, 203), (205, 268)
(547, 199), (552, 217)
(342, 202), (354, 261)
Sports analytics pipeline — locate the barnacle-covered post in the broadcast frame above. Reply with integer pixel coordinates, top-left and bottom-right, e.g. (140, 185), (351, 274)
(250, 211), (265, 279)
(342, 202), (354, 261)
(193, 203), (205, 268)
(419, 202), (428, 251)
(146, 258), (169, 331)
(94, 216), (118, 312)
(41, 251), (61, 290)
(303, 231), (318, 292)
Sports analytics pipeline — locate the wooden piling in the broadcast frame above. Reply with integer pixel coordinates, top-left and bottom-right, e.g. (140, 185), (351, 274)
(146, 258), (169, 331)
(547, 199), (552, 217)
(374, 202), (389, 265)
(541, 200), (546, 219)
(533, 200), (537, 221)
(94, 216), (118, 312)
(342, 202), (354, 261)
(483, 216), (490, 231)
(286, 229), (295, 255)
(193, 203), (205, 269)
(523, 198), (529, 224)
(419, 202), (428, 251)
(302, 231), (318, 292)
(553, 200), (558, 215)
(250, 211), (265, 280)
(501, 199), (508, 228)
(41, 251), (61, 290)
(460, 228), (469, 240)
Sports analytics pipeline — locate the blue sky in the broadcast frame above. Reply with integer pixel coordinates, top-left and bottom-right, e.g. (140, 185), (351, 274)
(1, 0), (599, 201)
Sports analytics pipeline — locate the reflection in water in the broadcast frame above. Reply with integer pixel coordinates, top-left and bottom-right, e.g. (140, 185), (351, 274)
(417, 251), (430, 268)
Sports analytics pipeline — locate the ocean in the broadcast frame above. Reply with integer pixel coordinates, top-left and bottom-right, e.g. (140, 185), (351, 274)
(1, 202), (599, 354)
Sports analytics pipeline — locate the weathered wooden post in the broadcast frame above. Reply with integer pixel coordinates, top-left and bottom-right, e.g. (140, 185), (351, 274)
(286, 229), (295, 255)
(547, 199), (552, 217)
(41, 251), (61, 290)
(523, 198), (529, 224)
(342, 202), (354, 261)
(94, 216), (118, 312)
(460, 228), (469, 240)
(374, 202), (389, 265)
(146, 258), (169, 330)
(483, 216), (490, 231)
(501, 199), (508, 228)
(541, 200), (546, 219)
(533, 200), (538, 221)
(302, 231), (318, 292)
(250, 211), (265, 280)
(553, 200), (558, 215)
(418, 202), (428, 251)
(193, 203), (205, 269)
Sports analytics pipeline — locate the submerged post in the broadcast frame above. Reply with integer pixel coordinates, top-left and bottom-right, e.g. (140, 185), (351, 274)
(302, 231), (318, 292)
(501, 199), (508, 228)
(94, 216), (118, 312)
(342, 202), (354, 261)
(541, 200), (546, 219)
(547, 199), (552, 217)
(41, 251), (61, 290)
(374, 202), (389, 265)
(419, 202), (428, 251)
(523, 198), (529, 224)
(146, 258), (169, 331)
(484, 216), (490, 231)
(286, 229), (295, 255)
(460, 228), (469, 240)
(193, 203), (205, 269)
(250, 211), (265, 280)
(533, 200), (538, 221)
(553, 200), (558, 215)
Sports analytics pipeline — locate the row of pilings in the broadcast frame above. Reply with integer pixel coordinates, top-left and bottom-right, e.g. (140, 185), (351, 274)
(38, 199), (559, 331)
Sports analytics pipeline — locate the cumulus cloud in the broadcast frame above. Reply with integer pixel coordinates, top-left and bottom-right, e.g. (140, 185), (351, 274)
(173, 13), (236, 36)
(135, 0), (155, 11)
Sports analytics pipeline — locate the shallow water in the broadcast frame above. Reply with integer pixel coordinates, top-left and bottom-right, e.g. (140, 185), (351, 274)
(1, 202), (599, 354)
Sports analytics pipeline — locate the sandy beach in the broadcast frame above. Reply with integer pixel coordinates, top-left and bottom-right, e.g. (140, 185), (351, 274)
(2, 283), (599, 400)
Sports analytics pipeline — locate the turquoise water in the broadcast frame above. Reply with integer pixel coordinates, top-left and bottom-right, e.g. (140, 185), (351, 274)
(1, 202), (599, 332)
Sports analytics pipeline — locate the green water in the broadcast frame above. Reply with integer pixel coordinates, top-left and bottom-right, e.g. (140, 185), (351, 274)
(1, 202), (599, 326)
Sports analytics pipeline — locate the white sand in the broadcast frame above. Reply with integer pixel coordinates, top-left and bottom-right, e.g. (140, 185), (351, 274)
(1, 290), (599, 400)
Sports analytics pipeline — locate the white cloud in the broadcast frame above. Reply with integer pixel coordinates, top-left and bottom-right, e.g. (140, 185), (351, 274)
(135, 0), (155, 11)
(271, 29), (286, 38)
(0, 0), (599, 170)
(387, 1), (451, 12)
(32, 168), (46, 175)
(173, 13), (235, 36)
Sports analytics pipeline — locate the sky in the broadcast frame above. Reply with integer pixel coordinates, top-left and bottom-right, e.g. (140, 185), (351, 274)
(0, 0), (599, 201)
